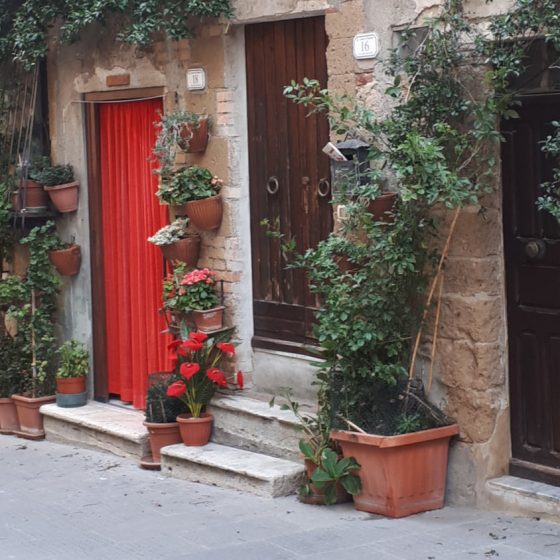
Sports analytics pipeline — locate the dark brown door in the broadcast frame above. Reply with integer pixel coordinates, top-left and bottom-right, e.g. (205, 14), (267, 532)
(246, 17), (332, 349)
(502, 95), (560, 485)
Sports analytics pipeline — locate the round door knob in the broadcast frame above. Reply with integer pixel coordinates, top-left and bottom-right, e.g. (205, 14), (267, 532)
(525, 239), (546, 260)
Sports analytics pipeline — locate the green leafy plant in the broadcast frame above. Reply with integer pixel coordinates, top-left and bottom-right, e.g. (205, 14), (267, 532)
(536, 122), (560, 222)
(55, 340), (89, 379)
(148, 217), (192, 246)
(145, 372), (188, 423)
(34, 163), (74, 187)
(0, 333), (29, 397)
(156, 165), (222, 206)
(163, 265), (220, 313)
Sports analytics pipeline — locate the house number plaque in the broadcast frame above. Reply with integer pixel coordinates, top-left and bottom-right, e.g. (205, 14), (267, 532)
(353, 32), (379, 60)
(187, 68), (207, 91)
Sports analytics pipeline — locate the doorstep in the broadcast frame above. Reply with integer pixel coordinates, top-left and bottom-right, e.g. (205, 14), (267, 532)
(485, 475), (560, 524)
(41, 402), (148, 460)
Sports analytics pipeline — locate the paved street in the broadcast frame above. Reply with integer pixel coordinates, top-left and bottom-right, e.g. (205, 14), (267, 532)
(1, 436), (559, 560)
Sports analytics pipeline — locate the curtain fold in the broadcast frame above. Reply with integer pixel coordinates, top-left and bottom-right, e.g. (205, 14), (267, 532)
(99, 98), (169, 409)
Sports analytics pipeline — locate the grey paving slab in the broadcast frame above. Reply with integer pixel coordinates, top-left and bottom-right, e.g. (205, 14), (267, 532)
(1, 435), (559, 560)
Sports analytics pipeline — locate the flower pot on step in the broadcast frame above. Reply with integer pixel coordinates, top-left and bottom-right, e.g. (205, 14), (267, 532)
(56, 377), (86, 395)
(178, 117), (209, 153)
(56, 391), (87, 408)
(331, 424), (459, 518)
(177, 413), (213, 446)
(0, 397), (20, 434)
(44, 181), (79, 213)
(48, 245), (81, 276)
(367, 192), (397, 222)
(185, 195), (223, 231)
(144, 421), (182, 462)
(189, 306), (225, 333)
(160, 236), (201, 267)
(11, 394), (56, 438)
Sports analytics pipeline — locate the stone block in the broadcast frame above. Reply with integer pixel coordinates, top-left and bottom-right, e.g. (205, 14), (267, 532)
(444, 256), (503, 297)
(327, 37), (358, 76)
(325, 0), (364, 39)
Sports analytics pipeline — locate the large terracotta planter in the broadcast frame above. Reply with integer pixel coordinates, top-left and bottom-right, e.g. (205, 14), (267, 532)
(56, 377), (86, 395)
(331, 424), (459, 518)
(185, 195), (223, 231)
(367, 192), (397, 222)
(44, 181), (79, 213)
(301, 459), (351, 505)
(11, 394), (56, 438)
(48, 245), (81, 276)
(160, 236), (201, 267)
(18, 179), (50, 211)
(179, 117), (209, 153)
(190, 306), (225, 333)
(0, 397), (20, 434)
(144, 421), (182, 462)
(177, 413), (213, 446)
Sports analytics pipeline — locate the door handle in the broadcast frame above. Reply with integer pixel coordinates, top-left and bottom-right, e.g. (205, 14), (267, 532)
(317, 178), (331, 197)
(524, 239), (546, 260)
(266, 176), (279, 195)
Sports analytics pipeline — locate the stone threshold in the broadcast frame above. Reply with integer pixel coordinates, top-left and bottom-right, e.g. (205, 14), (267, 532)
(485, 475), (560, 524)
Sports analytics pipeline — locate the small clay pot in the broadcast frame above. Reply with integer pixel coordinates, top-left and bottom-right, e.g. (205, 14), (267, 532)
(178, 117), (209, 153)
(185, 195), (223, 231)
(44, 181), (79, 213)
(56, 376), (86, 395)
(19, 179), (50, 210)
(177, 413), (213, 446)
(144, 421), (182, 462)
(160, 236), (200, 267)
(48, 245), (81, 276)
(190, 306), (225, 333)
(367, 192), (397, 223)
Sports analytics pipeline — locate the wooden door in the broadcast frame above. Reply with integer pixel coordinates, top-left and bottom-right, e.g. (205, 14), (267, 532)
(246, 17), (332, 350)
(502, 95), (560, 485)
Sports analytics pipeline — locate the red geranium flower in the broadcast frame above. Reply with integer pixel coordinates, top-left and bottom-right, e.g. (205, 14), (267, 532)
(217, 342), (235, 356)
(190, 332), (208, 343)
(184, 339), (203, 352)
(236, 370), (244, 390)
(206, 367), (227, 387)
(167, 381), (186, 398)
(180, 362), (200, 380)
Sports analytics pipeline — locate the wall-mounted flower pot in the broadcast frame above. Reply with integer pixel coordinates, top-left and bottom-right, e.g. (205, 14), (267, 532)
(48, 245), (81, 276)
(179, 117), (209, 153)
(160, 235), (200, 267)
(190, 306), (225, 333)
(177, 413), (213, 446)
(56, 376), (86, 395)
(144, 421), (182, 463)
(0, 397), (20, 434)
(11, 394), (56, 439)
(16, 179), (50, 212)
(366, 192), (397, 223)
(171, 204), (188, 217)
(331, 424), (459, 518)
(44, 181), (79, 213)
(185, 195), (223, 231)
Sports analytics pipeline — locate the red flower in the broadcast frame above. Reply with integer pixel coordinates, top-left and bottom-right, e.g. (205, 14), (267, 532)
(217, 342), (235, 356)
(180, 362), (200, 380)
(206, 367), (227, 387)
(189, 332), (208, 343)
(167, 339), (182, 352)
(167, 381), (186, 398)
(184, 339), (203, 352)
(177, 344), (191, 357)
(236, 370), (244, 390)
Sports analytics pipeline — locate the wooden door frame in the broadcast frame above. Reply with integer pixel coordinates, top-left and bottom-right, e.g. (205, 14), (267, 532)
(84, 87), (165, 401)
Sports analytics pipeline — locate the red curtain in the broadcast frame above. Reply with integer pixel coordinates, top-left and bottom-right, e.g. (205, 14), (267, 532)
(99, 98), (169, 409)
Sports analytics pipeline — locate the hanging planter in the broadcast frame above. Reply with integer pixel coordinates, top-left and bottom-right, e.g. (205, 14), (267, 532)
(17, 179), (50, 212)
(185, 194), (223, 231)
(48, 244), (81, 276)
(366, 192), (397, 222)
(44, 181), (79, 213)
(178, 116), (210, 153)
(189, 305), (225, 332)
(160, 235), (200, 267)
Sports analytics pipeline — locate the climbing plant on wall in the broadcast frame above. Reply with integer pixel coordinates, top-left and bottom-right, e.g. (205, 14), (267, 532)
(0, 0), (233, 69)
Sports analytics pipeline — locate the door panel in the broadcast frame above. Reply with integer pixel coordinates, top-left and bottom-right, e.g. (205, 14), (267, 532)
(246, 17), (332, 346)
(502, 96), (560, 484)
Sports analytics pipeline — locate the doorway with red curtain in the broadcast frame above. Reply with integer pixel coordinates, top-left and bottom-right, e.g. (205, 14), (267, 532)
(94, 97), (169, 409)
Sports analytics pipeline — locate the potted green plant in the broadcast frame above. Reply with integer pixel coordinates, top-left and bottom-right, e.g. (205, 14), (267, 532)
(163, 265), (224, 332)
(55, 340), (89, 407)
(166, 329), (235, 446)
(36, 221), (81, 276)
(156, 166), (223, 230)
(0, 334), (27, 434)
(36, 163), (79, 213)
(148, 217), (200, 267)
(15, 157), (51, 212)
(142, 371), (188, 468)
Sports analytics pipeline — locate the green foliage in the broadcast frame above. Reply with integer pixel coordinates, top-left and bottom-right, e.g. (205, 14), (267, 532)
(0, 179), (15, 260)
(0, 333), (29, 397)
(34, 164), (74, 187)
(0, 0), (233, 70)
(536, 122), (560, 222)
(145, 372), (187, 423)
(55, 340), (89, 379)
(163, 264), (219, 313)
(156, 165), (222, 205)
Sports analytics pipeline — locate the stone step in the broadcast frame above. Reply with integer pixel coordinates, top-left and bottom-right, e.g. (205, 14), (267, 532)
(208, 393), (308, 462)
(161, 442), (305, 497)
(41, 402), (149, 460)
(485, 475), (560, 523)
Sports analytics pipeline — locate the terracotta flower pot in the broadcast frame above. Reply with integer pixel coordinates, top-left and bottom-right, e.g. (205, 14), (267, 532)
(56, 376), (86, 395)
(179, 117), (209, 153)
(0, 397), (20, 434)
(190, 306), (225, 333)
(171, 204), (188, 217)
(144, 421), (182, 462)
(331, 424), (459, 518)
(44, 181), (79, 213)
(11, 394), (56, 438)
(48, 245), (81, 276)
(185, 195), (223, 231)
(18, 179), (50, 210)
(366, 192), (397, 222)
(301, 459), (351, 505)
(177, 413), (213, 446)
(160, 236), (201, 267)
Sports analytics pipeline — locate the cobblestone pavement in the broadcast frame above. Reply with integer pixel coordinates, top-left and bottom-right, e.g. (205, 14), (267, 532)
(1, 436), (559, 560)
